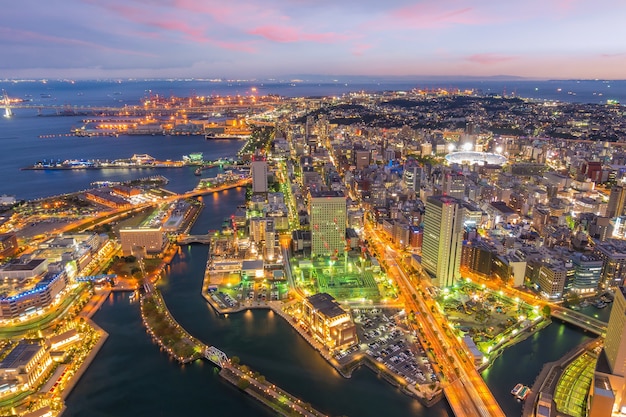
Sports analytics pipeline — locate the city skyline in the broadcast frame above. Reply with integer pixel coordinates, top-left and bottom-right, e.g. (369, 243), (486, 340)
(2, 0), (626, 80)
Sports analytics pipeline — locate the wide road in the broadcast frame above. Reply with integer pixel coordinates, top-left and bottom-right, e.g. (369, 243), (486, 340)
(365, 223), (505, 417)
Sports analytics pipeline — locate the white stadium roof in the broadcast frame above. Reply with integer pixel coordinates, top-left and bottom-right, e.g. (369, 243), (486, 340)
(444, 151), (507, 166)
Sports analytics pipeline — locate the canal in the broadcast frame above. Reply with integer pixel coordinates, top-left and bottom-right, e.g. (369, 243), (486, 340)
(65, 189), (600, 417)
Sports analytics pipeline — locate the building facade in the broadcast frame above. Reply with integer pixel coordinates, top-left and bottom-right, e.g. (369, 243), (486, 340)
(251, 159), (269, 194)
(0, 341), (52, 390)
(607, 185), (626, 219)
(119, 228), (166, 257)
(593, 240), (626, 289)
(422, 195), (464, 287)
(309, 191), (347, 258)
(301, 293), (357, 350)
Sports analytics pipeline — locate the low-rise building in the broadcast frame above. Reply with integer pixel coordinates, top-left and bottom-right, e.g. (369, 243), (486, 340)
(0, 341), (52, 390)
(119, 227), (166, 257)
(302, 293), (357, 350)
(0, 233), (18, 259)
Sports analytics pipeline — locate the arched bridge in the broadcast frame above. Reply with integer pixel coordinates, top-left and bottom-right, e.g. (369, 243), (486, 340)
(205, 346), (229, 367)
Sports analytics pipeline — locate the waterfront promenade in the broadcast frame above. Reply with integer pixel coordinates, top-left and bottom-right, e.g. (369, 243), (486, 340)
(139, 279), (328, 417)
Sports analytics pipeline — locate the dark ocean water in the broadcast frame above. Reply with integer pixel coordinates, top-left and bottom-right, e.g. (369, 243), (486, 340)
(2, 78), (625, 105)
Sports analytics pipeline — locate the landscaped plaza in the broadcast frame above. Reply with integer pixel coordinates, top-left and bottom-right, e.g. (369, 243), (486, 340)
(434, 280), (546, 360)
(290, 255), (398, 302)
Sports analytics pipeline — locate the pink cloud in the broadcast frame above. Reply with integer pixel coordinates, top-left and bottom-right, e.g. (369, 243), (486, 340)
(249, 25), (349, 43)
(352, 43), (373, 56)
(601, 52), (626, 58)
(96, 2), (255, 52)
(0, 27), (156, 57)
(171, 0), (287, 25)
(466, 53), (517, 65)
(387, 3), (486, 29)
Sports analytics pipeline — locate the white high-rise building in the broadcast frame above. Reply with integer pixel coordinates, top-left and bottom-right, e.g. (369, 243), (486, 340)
(309, 191), (346, 257)
(251, 159), (268, 193)
(422, 195), (464, 287)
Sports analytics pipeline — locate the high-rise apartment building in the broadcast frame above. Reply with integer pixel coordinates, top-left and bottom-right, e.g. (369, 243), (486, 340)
(422, 195), (465, 287)
(607, 185), (626, 218)
(309, 191), (346, 257)
(442, 170), (466, 200)
(251, 159), (268, 194)
(593, 240), (626, 288)
(605, 287), (626, 377)
(403, 160), (422, 192)
(588, 287), (626, 417)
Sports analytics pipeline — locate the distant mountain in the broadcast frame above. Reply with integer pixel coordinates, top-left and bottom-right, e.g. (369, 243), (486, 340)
(280, 74), (530, 83)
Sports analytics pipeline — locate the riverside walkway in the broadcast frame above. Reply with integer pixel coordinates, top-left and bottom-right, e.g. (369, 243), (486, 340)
(139, 284), (328, 417)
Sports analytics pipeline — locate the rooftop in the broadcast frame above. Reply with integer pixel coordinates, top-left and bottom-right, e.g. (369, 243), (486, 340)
(306, 293), (346, 319)
(0, 259), (46, 272)
(0, 342), (43, 370)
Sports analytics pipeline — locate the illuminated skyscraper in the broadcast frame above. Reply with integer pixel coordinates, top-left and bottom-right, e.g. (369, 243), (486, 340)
(251, 159), (268, 193)
(309, 190), (346, 257)
(607, 185), (626, 218)
(442, 170), (466, 200)
(422, 195), (464, 287)
(403, 159), (422, 192)
(605, 288), (626, 377)
(589, 287), (626, 416)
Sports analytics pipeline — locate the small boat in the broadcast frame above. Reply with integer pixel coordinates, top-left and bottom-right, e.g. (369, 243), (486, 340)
(194, 168), (202, 176)
(515, 385), (530, 401)
(511, 383), (523, 396)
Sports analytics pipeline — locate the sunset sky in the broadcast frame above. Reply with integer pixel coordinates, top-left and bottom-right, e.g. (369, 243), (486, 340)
(2, 0), (626, 79)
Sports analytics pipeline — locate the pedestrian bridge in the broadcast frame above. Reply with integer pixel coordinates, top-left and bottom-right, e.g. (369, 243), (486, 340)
(204, 346), (229, 368)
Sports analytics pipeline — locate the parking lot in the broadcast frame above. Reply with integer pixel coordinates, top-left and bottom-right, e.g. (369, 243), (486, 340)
(348, 308), (438, 386)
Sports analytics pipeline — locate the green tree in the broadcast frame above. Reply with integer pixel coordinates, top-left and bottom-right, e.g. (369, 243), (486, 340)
(236, 377), (251, 390)
(230, 356), (240, 365)
(541, 305), (552, 317)
(564, 292), (581, 308)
